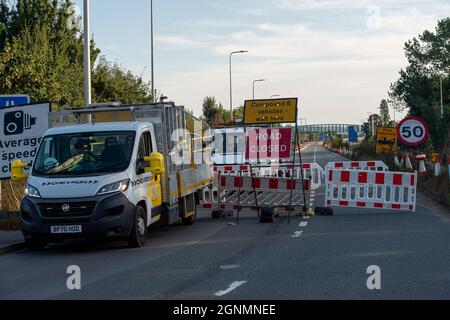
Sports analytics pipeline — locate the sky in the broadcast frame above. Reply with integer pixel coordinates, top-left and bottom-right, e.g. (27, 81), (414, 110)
(72, 0), (449, 124)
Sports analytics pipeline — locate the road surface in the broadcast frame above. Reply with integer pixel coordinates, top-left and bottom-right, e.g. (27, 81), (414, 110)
(0, 145), (449, 299)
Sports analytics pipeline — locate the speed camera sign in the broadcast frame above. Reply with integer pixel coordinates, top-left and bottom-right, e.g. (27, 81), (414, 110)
(397, 116), (429, 146)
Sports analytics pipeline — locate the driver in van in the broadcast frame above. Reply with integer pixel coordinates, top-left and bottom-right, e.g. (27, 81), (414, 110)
(66, 139), (97, 172)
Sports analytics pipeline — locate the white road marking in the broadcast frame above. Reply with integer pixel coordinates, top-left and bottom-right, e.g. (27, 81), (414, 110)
(313, 145), (317, 163)
(220, 264), (240, 270)
(214, 281), (247, 296)
(299, 222), (308, 227)
(294, 231), (303, 235)
(303, 216), (310, 219)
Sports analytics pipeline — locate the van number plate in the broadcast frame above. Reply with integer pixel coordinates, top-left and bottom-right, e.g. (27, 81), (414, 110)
(51, 225), (82, 234)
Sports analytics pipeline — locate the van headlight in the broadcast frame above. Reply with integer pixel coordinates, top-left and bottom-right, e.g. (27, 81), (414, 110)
(25, 184), (41, 198)
(97, 179), (130, 196)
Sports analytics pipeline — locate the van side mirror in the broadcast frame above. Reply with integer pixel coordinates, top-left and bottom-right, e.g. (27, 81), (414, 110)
(11, 159), (30, 182)
(144, 152), (165, 176)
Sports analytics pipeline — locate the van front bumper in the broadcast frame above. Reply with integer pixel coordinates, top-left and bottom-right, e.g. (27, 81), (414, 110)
(20, 193), (136, 241)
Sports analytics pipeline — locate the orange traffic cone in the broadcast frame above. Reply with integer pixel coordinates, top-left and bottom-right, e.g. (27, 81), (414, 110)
(394, 155), (400, 167)
(447, 156), (450, 180)
(405, 153), (413, 172)
(432, 153), (441, 177)
(416, 154), (427, 176)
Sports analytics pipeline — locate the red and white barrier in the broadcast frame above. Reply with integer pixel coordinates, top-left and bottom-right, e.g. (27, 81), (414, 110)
(213, 163), (324, 190)
(325, 168), (417, 212)
(198, 175), (311, 214)
(325, 161), (388, 172)
(218, 175), (311, 191)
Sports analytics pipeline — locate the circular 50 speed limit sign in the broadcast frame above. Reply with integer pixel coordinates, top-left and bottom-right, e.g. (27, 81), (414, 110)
(397, 116), (429, 146)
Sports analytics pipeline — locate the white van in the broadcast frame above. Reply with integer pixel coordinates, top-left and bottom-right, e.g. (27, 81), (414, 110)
(12, 103), (213, 249)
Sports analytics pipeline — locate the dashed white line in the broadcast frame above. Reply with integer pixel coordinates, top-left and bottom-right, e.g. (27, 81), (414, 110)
(214, 281), (247, 296)
(220, 264), (240, 270)
(313, 145), (317, 163)
(299, 222), (308, 227)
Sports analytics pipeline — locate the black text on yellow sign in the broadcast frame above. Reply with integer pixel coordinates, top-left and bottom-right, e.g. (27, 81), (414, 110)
(244, 98), (298, 125)
(376, 127), (398, 154)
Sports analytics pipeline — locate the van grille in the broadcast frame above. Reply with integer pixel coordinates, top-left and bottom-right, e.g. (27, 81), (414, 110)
(38, 202), (96, 218)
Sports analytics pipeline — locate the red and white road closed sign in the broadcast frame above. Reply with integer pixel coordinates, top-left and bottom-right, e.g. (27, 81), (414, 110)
(397, 116), (429, 146)
(246, 128), (292, 160)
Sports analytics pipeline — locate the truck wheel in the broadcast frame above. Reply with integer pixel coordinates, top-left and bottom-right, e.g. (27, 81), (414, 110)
(182, 214), (196, 225)
(128, 205), (147, 248)
(25, 237), (47, 250)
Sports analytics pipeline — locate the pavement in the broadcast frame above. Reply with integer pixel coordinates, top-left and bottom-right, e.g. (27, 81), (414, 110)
(0, 231), (23, 247)
(0, 144), (449, 299)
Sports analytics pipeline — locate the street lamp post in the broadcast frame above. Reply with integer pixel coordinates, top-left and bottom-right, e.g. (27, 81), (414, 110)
(83, 0), (91, 107)
(252, 79), (266, 100)
(440, 76), (443, 118)
(151, 0), (155, 102)
(229, 50), (247, 119)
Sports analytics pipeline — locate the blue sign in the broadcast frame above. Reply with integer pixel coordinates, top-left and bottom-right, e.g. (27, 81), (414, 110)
(348, 125), (358, 143)
(0, 95), (30, 108)
(319, 135), (324, 141)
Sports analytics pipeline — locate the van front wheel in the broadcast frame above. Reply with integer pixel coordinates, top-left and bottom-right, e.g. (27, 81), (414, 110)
(128, 206), (147, 248)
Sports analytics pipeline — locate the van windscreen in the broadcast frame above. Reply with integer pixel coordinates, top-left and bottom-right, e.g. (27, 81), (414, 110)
(33, 131), (136, 177)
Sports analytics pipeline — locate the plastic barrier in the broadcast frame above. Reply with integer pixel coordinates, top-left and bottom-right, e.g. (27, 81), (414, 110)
(198, 175), (311, 215)
(325, 168), (417, 212)
(213, 163), (324, 190)
(325, 161), (388, 172)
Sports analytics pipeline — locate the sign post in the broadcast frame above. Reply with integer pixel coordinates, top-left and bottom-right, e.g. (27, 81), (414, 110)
(240, 98), (304, 224)
(243, 98), (297, 125)
(0, 95), (30, 108)
(0, 103), (50, 179)
(397, 116), (429, 147)
(246, 128), (292, 161)
(376, 127), (398, 154)
(348, 125), (359, 143)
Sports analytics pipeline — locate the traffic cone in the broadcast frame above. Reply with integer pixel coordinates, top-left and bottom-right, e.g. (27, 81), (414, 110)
(405, 153), (413, 172)
(394, 155), (400, 167)
(447, 156), (450, 180)
(432, 153), (441, 177)
(416, 154), (427, 176)
(434, 161), (441, 177)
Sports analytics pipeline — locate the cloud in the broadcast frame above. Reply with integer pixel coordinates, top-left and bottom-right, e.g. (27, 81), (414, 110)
(207, 3), (273, 17)
(155, 2), (446, 124)
(175, 19), (249, 29)
(154, 34), (204, 47)
(273, 0), (421, 10)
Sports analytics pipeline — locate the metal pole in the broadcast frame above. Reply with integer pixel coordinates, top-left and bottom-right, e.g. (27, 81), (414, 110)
(151, 0), (155, 102)
(252, 79), (265, 100)
(229, 53), (233, 117)
(83, 0), (91, 107)
(440, 76), (444, 119)
(252, 81), (255, 100)
(229, 50), (247, 120)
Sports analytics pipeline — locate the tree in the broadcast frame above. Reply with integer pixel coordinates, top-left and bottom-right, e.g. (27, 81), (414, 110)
(92, 57), (152, 104)
(379, 99), (391, 126)
(0, 0), (152, 108)
(390, 18), (449, 153)
(202, 96), (218, 124)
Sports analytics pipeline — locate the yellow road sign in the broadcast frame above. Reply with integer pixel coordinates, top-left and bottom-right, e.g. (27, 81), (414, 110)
(244, 98), (298, 125)
(376, 127), (397, 154)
